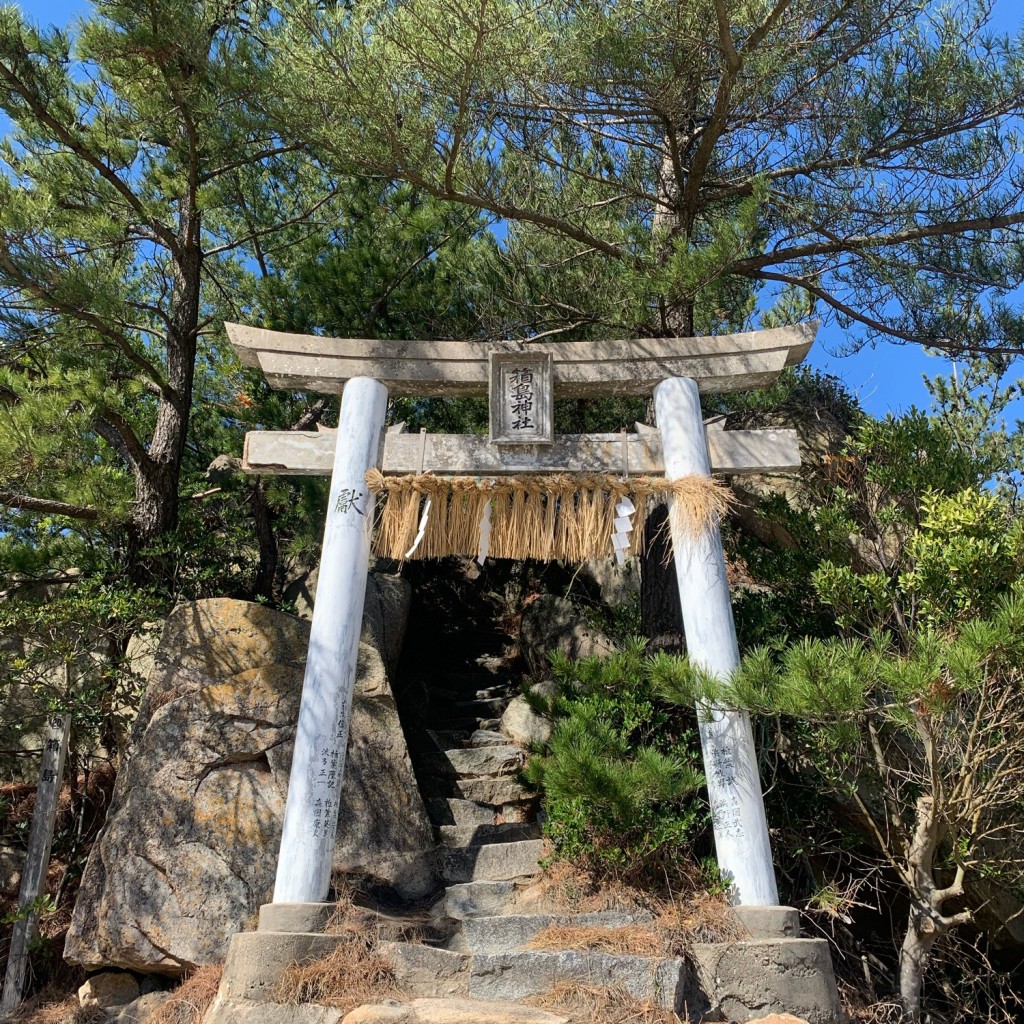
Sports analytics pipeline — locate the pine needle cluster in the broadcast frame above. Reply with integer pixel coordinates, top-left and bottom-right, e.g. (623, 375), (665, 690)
(524, 640), (706, 881)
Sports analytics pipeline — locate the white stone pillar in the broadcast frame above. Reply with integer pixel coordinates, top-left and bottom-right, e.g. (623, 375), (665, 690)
(654, 376), (779, 906)
(273, 376), (388, 904)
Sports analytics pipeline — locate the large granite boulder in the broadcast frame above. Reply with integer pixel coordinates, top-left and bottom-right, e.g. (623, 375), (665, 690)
(65, 580), (437, 974)
(519, 596), (615, 680)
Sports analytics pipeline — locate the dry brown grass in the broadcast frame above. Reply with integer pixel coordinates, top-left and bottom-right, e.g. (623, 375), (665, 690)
(147, 964), (222, 1024)
(323, 894), (439, 946)
(271, 936), (403, 1014)
(8, 992), (106, 1024)
(529, 982), (687, 1024)
(527, 924), (669, 957)
(515, 861), (745, 953)
(654, 890), (747, 947)
(514, 860), (655, 917)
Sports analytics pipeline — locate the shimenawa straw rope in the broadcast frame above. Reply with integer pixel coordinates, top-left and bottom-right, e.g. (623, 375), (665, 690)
(364, 470), (732, 563)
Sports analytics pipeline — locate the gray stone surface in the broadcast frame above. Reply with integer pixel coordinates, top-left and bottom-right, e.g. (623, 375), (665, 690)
(0, 846), (21, 891)
(380, 943), (471, 999)
(116, 990), (171, 1022)
(461, 912), (652, 954)
(446, 777), (535, 806)
(469, 731), (510, 748)
(441, 841), (543, 884)
(65, 589), (434, 974)
(518, 597), (615, 679)
(438, 824), (540, 847)
(467, 950), (695, 1012)
(344, 1005), (411, 1024)
(218, 931), (348, 1003)
(205, 995), (344, 1024)
(690, 938), (841, 1024)
(258, 902), (335, 934)
(445, 882), (518, 921)
(576, 559), (640, 608)
(732, 905), (801, 939)
(396, 998), (568, 1024)
(422, 747), (524, 779)
(499, 683), (554, 749)
(78, 972), (140, 1009)
(427, 799), (496, 826)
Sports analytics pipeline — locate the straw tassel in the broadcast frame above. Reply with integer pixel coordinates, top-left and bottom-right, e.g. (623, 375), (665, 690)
(365, 471), (732, 562)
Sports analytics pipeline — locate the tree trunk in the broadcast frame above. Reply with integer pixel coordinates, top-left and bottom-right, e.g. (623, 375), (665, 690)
(895, 793), (971, 1021)
(898, 906), (937, 1022)
(126, 215), (201, 578)
(641, 150), (695, 647)
(640, 502), (684, 651)
(251, 479), (278, 601)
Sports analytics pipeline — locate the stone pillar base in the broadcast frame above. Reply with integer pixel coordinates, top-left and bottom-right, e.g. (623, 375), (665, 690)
(218, 930), (347, 1004)
(731, 904), (802, 939)
(258, 902), (336, 934)
(691, 937), (842, 1023)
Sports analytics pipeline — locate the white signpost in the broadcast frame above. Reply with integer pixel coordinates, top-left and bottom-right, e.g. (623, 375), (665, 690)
(227, 320), (818, 908)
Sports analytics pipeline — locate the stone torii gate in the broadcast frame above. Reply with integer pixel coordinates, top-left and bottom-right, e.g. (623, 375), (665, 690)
(226, 320), (818, 912)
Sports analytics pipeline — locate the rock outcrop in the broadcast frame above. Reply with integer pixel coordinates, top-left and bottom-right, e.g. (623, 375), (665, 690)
(518, 596), (615, 680)
(65, 579), (436, 974)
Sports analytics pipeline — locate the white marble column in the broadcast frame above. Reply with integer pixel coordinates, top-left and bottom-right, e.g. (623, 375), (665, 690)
(273, 376), (388, 904)
(654, 375), (779, 906)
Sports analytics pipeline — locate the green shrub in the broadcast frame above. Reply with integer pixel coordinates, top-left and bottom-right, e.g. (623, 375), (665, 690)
(524, 639), (707, 880)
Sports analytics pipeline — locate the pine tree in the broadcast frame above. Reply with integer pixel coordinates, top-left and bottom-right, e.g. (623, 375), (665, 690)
(0, 1), (322, 577)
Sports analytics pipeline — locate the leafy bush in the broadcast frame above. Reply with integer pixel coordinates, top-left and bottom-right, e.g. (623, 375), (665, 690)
(524, 639), (707, 880)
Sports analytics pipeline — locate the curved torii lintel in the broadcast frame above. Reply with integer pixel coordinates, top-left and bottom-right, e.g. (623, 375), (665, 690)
(225, 321), (817, 397)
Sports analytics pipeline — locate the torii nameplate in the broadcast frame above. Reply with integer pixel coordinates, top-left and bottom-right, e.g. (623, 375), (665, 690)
(226, 322), (817, 398)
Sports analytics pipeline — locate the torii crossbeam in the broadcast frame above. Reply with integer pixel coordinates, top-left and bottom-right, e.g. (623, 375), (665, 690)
(227, 321), (818, 911)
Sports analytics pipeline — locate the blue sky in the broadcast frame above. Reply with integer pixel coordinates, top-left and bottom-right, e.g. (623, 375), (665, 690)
(13, 0), (1024, 420)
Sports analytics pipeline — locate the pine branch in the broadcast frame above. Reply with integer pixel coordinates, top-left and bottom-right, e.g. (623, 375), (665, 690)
(93, 411), (155, 475)
(0, 35), (176, 251)
(736, 210), (1024, 274)
(0, 490), (100, 520)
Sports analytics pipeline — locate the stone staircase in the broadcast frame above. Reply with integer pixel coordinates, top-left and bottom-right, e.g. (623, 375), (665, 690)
(206, 560), (844, 1023)
(396, 560), (545, 892)
(372, 563), (842, 1023)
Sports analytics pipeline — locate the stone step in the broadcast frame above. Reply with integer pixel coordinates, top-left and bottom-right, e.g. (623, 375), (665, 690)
(418, 729), (511, 750)
(441, 840), (544, 883)
(432, 665), (509, 688)
(461, 911), (654, 954)
(438, 823), (541, 847)
(469, 730), (511, 748)
(469, 949), (695, 1010)
(449, 776), (536, 805)
(445, 881), (518, 920)
(346, 997), (568, 1024)
(447, 697), (510, 715)
(427, 799), (497, 827)
(415, 728), (471, 749)
(433, 684), (513, 702)
(421, 746), (524, 779)
(427, 715), (499, 733)
(421, 774), (535, 806)
(381, 943), (472, 1001)
(380, 942), (696, 1013)
(473, 654), (513, 674)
